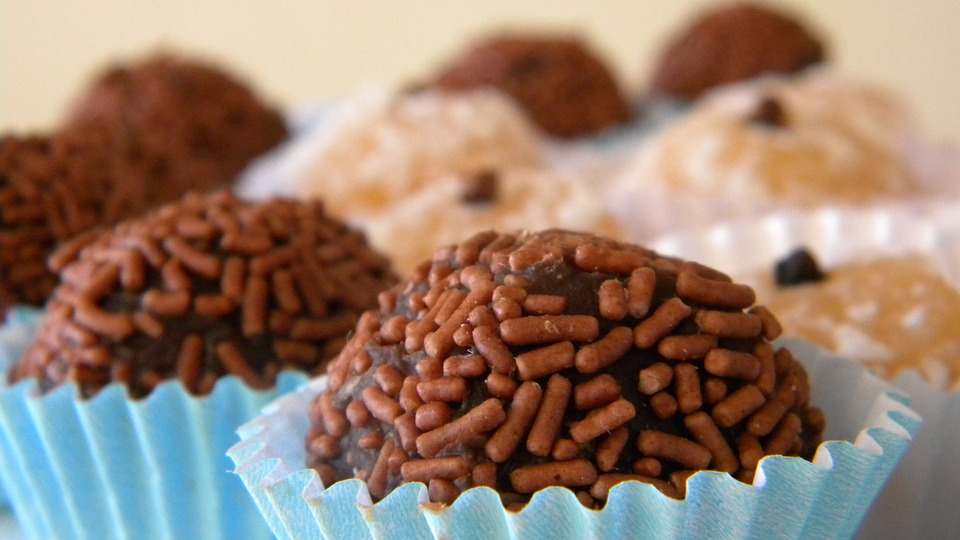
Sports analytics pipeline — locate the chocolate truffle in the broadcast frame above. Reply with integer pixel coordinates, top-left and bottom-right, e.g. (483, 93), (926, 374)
(650, 3), (825, 99)
(61, 53), (288, 205)
(11, 191), (397, 398)
(0, 132), (148, 315)
(432, 35), (632, 138)
(305, 230), (823, 507)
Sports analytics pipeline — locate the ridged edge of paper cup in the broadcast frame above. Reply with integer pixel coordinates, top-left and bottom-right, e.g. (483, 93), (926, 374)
(229, 340), (919, 540)
(0, 315), (309, 540)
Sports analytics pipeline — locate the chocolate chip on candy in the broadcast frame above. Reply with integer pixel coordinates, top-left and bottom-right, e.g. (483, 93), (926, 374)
(775, 248), (825, 286)
(461, 170), (499, 204)
(10, 190), (397, 399)
(306, 230), (824, 508)
(748, 97), (788, 128)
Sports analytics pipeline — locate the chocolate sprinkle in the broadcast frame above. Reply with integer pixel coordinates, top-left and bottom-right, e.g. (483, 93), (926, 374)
(306, 230), (824, 508)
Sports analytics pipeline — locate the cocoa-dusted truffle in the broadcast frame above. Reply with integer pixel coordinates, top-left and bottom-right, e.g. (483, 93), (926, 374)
(0, 132), (147, 315)
(650, 3), (825, 99)
(306, 230), (824, 507)
(61, 53), (288, 205)
(431, 35), (632, 138)
(11, 191), (397, 398)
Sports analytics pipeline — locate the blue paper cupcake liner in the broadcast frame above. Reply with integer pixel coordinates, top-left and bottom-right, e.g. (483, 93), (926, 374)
(0, 311), (309, 540)
(229, 339), (920, 540)
(0, 306), (44, 512)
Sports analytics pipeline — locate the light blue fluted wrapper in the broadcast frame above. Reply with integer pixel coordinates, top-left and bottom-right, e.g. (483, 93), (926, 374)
(0, 307), (43, 380)
(229, 340), (920, 540)
(0, 306), (43, 512)
(0, 311), (310, 540)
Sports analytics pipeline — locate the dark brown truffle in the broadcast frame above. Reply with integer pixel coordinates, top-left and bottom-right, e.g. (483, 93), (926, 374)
(0, 132), (148, 315)
(305, 230), (824, 507)
(650, 3), (825, 99)
(432, 35), (632, 139)
(60, 53), (288, 205)
(11, 191), (397, 399)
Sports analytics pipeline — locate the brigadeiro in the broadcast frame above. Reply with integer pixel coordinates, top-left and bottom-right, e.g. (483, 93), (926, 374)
(60, 52), (288, 205)
(11, 190), (397, 399)
(0, 190), (396, 539)
(431, 35), (632, 138)
(0, 131), (148, 316)
(230, 229), (919, 539)
(650, 3), (826, 100)
(305, 229), (823, 506)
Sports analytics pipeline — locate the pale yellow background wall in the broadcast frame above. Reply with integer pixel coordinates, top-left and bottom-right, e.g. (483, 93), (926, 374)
(3, 0), (959, 143)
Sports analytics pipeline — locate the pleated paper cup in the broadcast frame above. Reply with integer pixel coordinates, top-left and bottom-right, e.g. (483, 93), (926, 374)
(229, 339), (919, 540)
(0, 307), (43, 511)
(651, 204), (960, 538)
(0, 313), (310, 540)
(0, 307), (43, 378)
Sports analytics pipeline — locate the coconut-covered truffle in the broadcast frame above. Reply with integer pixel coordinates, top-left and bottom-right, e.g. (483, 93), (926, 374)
(0, 133), (148, 315)
(605, 69), (921, 240)
(650, 3), (825, 99)
(285, 89), (544, 218)
(305, 230), (824, 507)
(61, 52), (288, 205)
(362, 167), (624, 274)
(431, 35), (632, 138)
(11, 191), (397, 398)
(756, 250), (960, 390)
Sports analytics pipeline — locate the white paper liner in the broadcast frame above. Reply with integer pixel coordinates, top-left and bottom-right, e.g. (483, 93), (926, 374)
(0, 314), (310, 540)
(229, 340), (919, 540)
(649, 204), (960, 538)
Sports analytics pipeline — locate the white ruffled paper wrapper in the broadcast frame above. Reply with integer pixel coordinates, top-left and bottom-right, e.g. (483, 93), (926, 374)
(0, 314), (310, 540)
(650, 204), (960, 539)
(228, 338), (918, 540)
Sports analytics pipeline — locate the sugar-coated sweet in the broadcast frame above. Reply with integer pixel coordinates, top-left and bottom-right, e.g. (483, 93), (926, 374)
(294, 89), (544, 219)
(756, 251), (960, 390)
